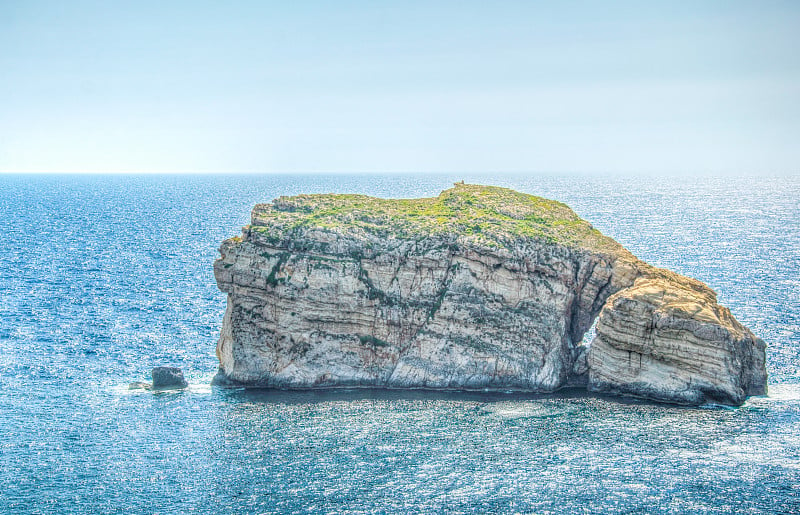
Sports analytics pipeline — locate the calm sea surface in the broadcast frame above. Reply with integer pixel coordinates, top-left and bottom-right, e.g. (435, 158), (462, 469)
(1, 174), (798, 514)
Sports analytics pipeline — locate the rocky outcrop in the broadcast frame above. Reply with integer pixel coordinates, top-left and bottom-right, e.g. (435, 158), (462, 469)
(128, 367), (188, 390)
(587, 276), (767, 405)
(151, 367), (188, 389)
(212, 184), (767, 405)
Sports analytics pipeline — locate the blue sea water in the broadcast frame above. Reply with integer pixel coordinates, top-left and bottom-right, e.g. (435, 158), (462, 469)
(1, 173), (799, 514)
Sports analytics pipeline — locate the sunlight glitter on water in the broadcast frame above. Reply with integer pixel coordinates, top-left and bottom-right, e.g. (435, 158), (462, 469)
(1, 174), (798, 514)
(764, 383), (800, 402)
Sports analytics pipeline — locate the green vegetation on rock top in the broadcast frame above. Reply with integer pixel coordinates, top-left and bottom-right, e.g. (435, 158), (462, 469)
(248, 183), (629, 255)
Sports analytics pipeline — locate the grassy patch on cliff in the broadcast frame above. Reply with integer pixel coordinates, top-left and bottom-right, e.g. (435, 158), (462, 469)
(249, 183), (626, 254)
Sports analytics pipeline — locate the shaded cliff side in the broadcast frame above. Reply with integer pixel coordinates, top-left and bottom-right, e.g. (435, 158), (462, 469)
(213, 183), (767, 405)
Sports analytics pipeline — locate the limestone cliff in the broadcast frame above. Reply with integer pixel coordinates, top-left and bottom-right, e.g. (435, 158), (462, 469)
(213, 183), (767, 406)
(588, 276), (767, 405)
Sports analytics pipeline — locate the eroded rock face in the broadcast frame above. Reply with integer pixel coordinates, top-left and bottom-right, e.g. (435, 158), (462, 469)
(587, 277), (767, 405)
(212, 184), (767, 405)
(215, 237), (637, 391)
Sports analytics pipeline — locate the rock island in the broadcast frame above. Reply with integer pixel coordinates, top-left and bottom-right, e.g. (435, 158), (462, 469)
(213, 183), (767, 406)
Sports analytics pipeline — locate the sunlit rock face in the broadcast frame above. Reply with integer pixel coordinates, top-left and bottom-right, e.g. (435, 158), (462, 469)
(212, 184), (767, 406)
(587, 277), (768, 405)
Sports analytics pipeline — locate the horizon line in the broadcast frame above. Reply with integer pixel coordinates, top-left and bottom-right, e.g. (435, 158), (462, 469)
(1, 169), (798, 177)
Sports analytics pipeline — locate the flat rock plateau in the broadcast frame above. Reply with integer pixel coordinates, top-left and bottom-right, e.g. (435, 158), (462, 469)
(213, 183), (767, 406)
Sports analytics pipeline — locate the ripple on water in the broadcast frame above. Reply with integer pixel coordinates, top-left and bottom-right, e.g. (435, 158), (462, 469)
(0, 174), (798, 513)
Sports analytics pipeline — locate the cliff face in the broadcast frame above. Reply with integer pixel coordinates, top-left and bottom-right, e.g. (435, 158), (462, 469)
(213, 184), (767, 405)
(588, 277), (767, 405)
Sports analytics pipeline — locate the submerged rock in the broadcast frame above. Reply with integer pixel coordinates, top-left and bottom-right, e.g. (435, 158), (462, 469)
(151, 367), (188, 390)
(212, 183), (767, 406)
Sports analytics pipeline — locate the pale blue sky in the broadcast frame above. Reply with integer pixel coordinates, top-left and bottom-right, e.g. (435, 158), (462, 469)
(1, 1), (798, 174)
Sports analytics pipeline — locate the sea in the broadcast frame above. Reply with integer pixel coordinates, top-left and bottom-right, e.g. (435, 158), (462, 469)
(1, 173), (798, 514)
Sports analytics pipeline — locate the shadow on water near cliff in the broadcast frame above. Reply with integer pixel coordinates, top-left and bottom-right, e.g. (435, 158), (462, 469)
(211, 385), (736, 410)
(111, 375), (797, 410)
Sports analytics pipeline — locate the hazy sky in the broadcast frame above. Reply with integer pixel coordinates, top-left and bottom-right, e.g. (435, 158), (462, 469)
(1, 1), (798, 174)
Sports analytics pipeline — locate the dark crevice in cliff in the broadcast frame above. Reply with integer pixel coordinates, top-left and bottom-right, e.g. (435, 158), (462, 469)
(425, 246), (457, 323)
(265, 252), (290, 286)
(567, 259), (599, 346)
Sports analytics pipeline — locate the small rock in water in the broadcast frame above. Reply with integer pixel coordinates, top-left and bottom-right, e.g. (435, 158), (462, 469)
(151, 367), (188, 389)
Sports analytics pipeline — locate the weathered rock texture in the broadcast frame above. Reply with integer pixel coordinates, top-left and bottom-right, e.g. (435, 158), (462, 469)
(151, 367), (188, 390)
(588, 277), (767, 405)
(213, 184), (767, 405)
